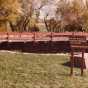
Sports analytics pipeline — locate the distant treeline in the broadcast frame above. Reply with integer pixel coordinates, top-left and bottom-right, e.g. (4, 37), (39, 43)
(0, 0), (88, 32)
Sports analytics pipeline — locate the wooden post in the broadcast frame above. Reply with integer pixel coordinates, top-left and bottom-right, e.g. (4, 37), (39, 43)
(51, 32), (53, 42)
(81, 50), (85, 76)
(33, 32), (35, 42)
(32, 32), (36, 52)
(70, 51), (74, 76)
(69, 35), (87, 76)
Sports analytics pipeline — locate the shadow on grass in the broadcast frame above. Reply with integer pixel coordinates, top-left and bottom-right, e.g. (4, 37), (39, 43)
(62, 59), (86, 69)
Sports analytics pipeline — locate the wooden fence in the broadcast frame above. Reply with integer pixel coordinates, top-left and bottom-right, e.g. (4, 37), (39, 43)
(0, 32), (87, 43)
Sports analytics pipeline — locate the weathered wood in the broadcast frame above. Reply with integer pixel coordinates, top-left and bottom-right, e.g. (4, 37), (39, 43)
(8, 32), (21, 42)
(69, 35), (87, 76)
(20, 32), (34, 42)
(34, 32), (51, 42)
(0, 32), (87, 42)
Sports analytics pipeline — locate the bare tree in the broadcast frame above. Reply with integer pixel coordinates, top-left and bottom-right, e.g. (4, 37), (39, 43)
(18, 0), (48, 32)
(55, 0), (88, 32)
(43, 12), (62, 32)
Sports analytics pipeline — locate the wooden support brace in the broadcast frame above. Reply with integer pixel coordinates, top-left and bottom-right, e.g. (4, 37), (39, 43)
(81, 50), (85, 76)
(70, 51), (74, 76)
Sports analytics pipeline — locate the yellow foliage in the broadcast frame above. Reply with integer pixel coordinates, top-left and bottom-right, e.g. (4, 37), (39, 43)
(0, 0), (22, 22)
(0, 22), (7, 32)
(29, 18), (36, 27)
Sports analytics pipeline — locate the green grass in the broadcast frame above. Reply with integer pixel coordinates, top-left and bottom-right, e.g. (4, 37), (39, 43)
(0, 52), (88, 88)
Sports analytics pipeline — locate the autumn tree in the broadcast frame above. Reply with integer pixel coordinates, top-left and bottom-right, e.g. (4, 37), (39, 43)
(56, 0), (88, 32)
(81, 0), (88, 32)
(0, 0), (23, 31)
(19, 0), (48, 32)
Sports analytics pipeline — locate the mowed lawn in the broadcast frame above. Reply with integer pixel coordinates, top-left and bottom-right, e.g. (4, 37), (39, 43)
(0, 52), (88, 88)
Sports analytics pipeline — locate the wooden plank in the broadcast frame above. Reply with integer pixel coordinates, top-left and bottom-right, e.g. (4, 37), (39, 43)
(53, 32), (72, 36)
(35, 32), (51, 41)
(52, 32), (70, 41)
(0, 32), (87, 42)
(0, 32), (7, 38)
(8, 32), (21, 42)
(0, 32), (8, 42)
(20, 32), (34, 42)
(52, 36), (69, 41)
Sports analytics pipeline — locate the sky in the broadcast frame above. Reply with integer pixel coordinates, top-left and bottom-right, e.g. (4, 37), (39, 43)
(39, 0), (59, 19)
(39, 0), (87, 19)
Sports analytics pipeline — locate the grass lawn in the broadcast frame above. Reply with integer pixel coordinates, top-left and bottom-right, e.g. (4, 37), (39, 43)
(0, 51), (88, 88)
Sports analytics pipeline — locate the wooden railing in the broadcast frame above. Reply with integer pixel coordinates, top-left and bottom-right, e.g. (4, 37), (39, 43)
(0, 32), (87, 42)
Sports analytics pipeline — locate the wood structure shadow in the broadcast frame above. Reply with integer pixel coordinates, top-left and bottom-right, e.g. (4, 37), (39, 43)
(0, 41), (70, 54)
(62, 58), (86, 69)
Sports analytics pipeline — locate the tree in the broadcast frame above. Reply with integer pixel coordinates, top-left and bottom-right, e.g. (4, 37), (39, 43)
(56, 0), (88, 32)
(0, 0), (23, 32)
(44, 14), (62, 32)
(18, 0), (48, 32)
